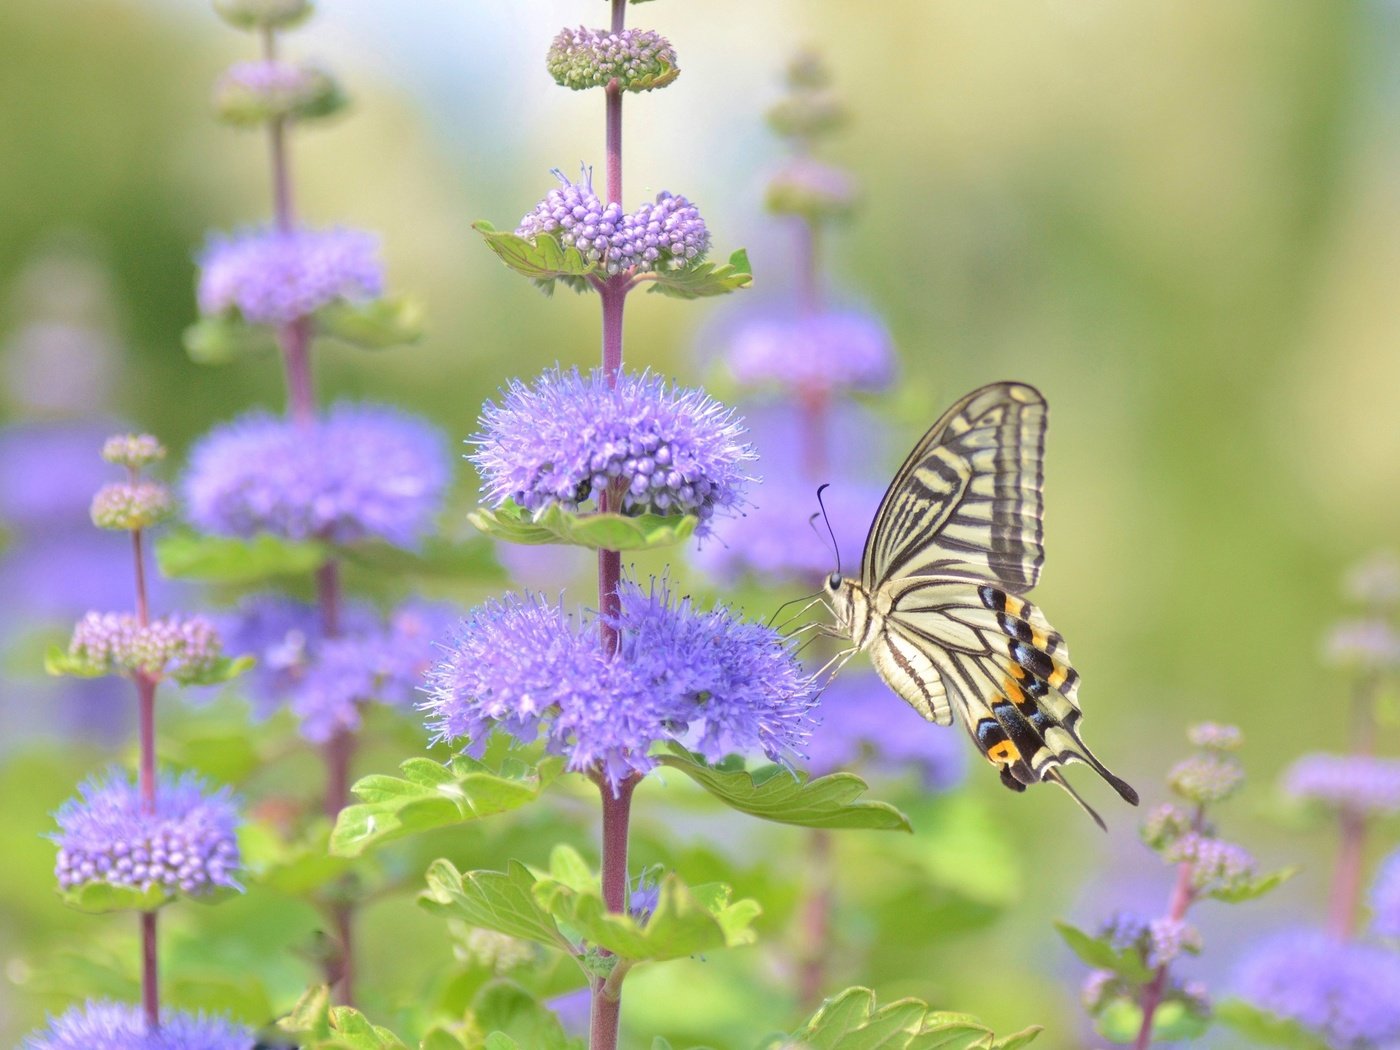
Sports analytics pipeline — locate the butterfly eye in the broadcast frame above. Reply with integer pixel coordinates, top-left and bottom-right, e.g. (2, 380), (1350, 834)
(826, 572), (842, 590)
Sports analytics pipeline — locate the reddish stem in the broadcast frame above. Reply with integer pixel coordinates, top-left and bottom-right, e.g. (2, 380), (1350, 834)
(605, 0), (623, 206)
(794, 217), (822, 317)
(797, 388), (831, 480)
(589, 775), (637, 1050)
(1329, 810), (1368, 939)
(1133, 827), (1199, 1049)
(140, 910), (159, 1028)
(797, 828), (834, 1008)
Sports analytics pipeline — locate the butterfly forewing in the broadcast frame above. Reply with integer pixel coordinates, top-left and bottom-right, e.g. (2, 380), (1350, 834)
(861, 382), (1046, 595)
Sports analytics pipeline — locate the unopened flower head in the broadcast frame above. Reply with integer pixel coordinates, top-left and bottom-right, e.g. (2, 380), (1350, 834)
(53, 771), (241, 897)
(1140, 803), (1197, 851)
(1098, 911), (1150, 954)
(1166, 833), (1256, 896)
(423, 579), (820, 793)
(1370, 848), (1400, 940)
(1346, 551), (1400, 610)
(765, 157), (858, 220)
(547, 26), (679, 92)
(1233, 929), (1400, 1049)
(68, 612), (222, 683)
(1324, 619), (1400, 672)
(1186, 722), (1243, 751)
(214, 60), (344, 126)
(23, 1000), (253, 1050)
(472, 367), (753, 537)
(90, 481), (173, 532)
(516, 170), (710, 275)
(197, 227), (382, 325)
(1147, 918), (1203, 968)
(101, 434), (165, 470)
(723, 309), (895, 396)
(1283, 753), (1400, 816)
(1168, 752), (1245, 805)
(184, 403), (448, 548)
(212, 0), (311, 31)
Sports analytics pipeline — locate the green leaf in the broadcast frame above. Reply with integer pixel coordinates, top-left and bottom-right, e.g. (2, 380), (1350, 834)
(240, 819), (353, 896)
(281, 985), (334, 1041)
(331, 755), (559, 857)
(469, 980), (577, 1050)
(788, 988), (1039, 1050)
(58, 880), (171, 914)
(1094, 998), (1208, 1045)
(171, 654), (255, 687)
(640, 248), (753, 300)
(990, 1028), (1045, 1050)
(338, 535), (504, 582)
(1053, 921), (1154, 984)
(473, 222), (597, 286)
(656, 747), (912, 831)
(534, 870), (760, 963)
(155, 530), (328, 584)
(44, 645), (106, 679)
(467, 500), (698, 552)
(1208, 866), (1299, 903)
(1215, 999), (1333, 1050)
(318, 294), (424, 349)
(420, 859), (572, 954)
(183, 315), (279, 365)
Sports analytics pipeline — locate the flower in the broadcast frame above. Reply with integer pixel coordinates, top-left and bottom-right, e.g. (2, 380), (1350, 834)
(516, 170), (710, 275)
(1345, 551), (1400, 610)
(213, 60), (344, 126)
(1370, 848), (1400, 940)
(216, 595), (451, 742)
(1147, 918), (1202, 968)
(471, 367), (753, 537)
(67, 612), (222, 683)
(423, 578), (820, 793)
(101, 434), (165, 470)
(1283, 753), (1400, 816)
(212, 0), (310, 31)
(23, 1000), (253, 1050)
(196, 227), (382, 325)
(765, 157), (859, 220)
(546, 26), (679, 92)
(1186, 722), (1243, 751)
(1323, 619), (1400, 672)
(1139, 803), (1196, 851)
(89, 481), (173, 531)
(1167, 753), (1245, 805)
(804, 671), (967, 790)
(1165, 833), (1256, 896)
(53, 771), (241, 897)
(721, 308), (895, 396)
(184, 404), (448, 548)
(1233, 929), (1400, 1049)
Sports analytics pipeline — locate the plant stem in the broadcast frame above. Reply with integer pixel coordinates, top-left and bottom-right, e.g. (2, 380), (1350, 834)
(797, 828), (834, 1008)
(140, 910), (159, 1028)
(129, 516), (161, 1028)
(590, 775), (637, 1050)
(1329, 673), (1380, 939)
(794, 217), (822, 318)
(1133, 834), (1199, 1049)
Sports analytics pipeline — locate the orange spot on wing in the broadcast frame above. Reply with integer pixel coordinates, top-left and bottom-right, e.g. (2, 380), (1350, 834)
(1049, 665), (1068, 688)
(987, 740), (1021, 765)
(1003, 677), (1025, 704)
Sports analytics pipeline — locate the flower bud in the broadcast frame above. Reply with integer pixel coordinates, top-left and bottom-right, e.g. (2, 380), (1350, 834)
(1186, 722), (1243, 751)
(547, 26), (679, 92)
(1168, 753), (1244, 805)
(1140, 803), (1196, 851)
(89, 481), (173, 531)
(67, 612), (223, 682)
(765, 157), (858, 221)
(213, 60), (345, 127)
(101, 433), (165, 469)
(212, 0), (312, 31)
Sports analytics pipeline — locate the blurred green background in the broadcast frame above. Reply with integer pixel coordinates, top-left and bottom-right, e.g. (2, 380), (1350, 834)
(1, 0), (1398, 1046)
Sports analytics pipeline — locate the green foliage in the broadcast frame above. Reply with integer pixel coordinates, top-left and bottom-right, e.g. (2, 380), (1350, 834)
(421, 859), (574, 954)
(330, 755), (561, 857)
(473, 222), (596, 289)
(282, 986), (412, 1049)
(1052, 921), (1154, 983)
(1206, 866), (1298, 903)
(1215, 999), (1333, 1050)
(44, 645), (252, 687)
(57, 880), (172, 914)
(771, 987), (1042, 1049)
(182, 315), (280, 365)
(319, 294), (425, 349)
(1094, 999), (1208, 1045)
(639, 249), (753, 300)
(240, 819), (354, 896)
(156, 530), (328, 584)
(467, 980), (580, 1050)
(656, 748), (911, 831)
(467, 499), (698, 551)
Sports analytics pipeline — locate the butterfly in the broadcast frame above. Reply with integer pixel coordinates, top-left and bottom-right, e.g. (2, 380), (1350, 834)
(822, 380), (1138, 828)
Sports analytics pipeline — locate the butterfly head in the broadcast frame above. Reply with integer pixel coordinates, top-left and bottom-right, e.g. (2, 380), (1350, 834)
(823, 570), (872, 646)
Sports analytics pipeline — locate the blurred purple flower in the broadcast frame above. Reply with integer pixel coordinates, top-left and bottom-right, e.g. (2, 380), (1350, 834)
(1371, 848), (1400, 940)
(1233, 928), (1400, 1048)
(494, 541), (590, 591)
(53, 771), (241, 897)
(724, 309), (894, 396)
(471, 367), (753, 537)
(804, 671), (966, 791)
(423, 579), (819, 793)
(1324, 619), (1400, 672)
(1345, 551), (1400, 610)
(184, 403), (448, 548)
(22, 1000), (252, 1050)
(196, 226), (381, 325)
(1283, 753), (1400, 816)
(0, 423), (114, 530)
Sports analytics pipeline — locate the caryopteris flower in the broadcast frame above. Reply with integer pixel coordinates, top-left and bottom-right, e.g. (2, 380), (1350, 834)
(1165, 833), (1256, 896)
(1186, 722), (1243, 751)
(1233, 929), (1400, 1049)
(471, 367), (753, 536)
(765, 157), (859, 220)
(1167, 752), (1245, 805)
(212, 0), (310, 31)
(547, 26), (679, 92)
(67, 612), (222, 682)
(423, 580), (820, 793)
(101, 434), (165, 469)
(196, 227), (382, 325)
(184, 404), (448, 547)
(214, 60), (345, 126)
(723, 309), (895, 396)
(516, 170), (710, 275)
(1370, 848), (1400, 940)
(53, 771), (241, 897)
(90, 481), (173, 531)
(1323, 619), (1400, 672)
(23, 1000), (253, 1050)
(1139, 803), (1196, 851)
(1283, 753), (1400, 815)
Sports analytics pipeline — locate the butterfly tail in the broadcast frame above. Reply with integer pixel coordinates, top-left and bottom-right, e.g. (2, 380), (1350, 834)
(1043, 768), (1107, 832)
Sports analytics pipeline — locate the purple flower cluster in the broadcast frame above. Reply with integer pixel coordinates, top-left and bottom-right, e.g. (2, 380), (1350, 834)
(1323, 619), (1400, 671)
(804, 671), (966, 790)
(89, 480), (173, 532)
(217, 595), (450, 742)
(1164, 833), (1256, 895)
(546, 26), (678, 92)
(184, 403), (448, 548)
(1233, 929), (1400, 1048)
(68, 612), (222, 683)
(516, 170), (710, 275)
(1167, 752), (1245, 804)
(102, 434), (165, 469)
(1283, 753), (1400, 815)
(423, 579), (820, 792)
(723, 308), (895, 396)
(471, 368), (753, 536)
(23, 1000), (252, 1050)
(196, 226), (382, 325)
(53, 771), (241, 896)
(1097, 912), (1202, 968)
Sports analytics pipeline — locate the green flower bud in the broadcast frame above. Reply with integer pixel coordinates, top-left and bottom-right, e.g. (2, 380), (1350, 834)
(1168, 753), (1244, 805)
(101, 433), (166, 469)
(214, 61), (346, 127)
(90, 481), (173, 531)
(212, 0), (312, 31)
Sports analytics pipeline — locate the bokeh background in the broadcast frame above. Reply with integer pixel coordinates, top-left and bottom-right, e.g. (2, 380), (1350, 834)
(2, 1), (1398, 1047)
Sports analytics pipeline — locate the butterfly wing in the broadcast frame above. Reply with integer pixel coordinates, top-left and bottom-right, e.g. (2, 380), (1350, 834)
(861, 381), (1046, 595)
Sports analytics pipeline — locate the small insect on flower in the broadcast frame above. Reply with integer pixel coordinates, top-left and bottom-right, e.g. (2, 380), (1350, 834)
(22, 999), (253, 1050)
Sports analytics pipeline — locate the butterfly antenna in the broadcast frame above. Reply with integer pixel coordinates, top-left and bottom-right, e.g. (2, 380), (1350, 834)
(814, 483), (842, 572)
(1044, 768), (1108, 833)
(767, 589), (823, 629)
